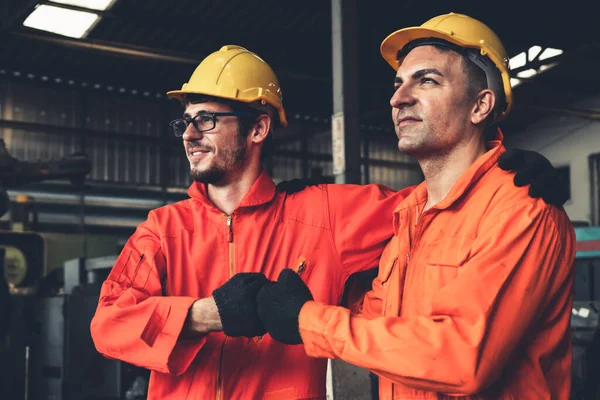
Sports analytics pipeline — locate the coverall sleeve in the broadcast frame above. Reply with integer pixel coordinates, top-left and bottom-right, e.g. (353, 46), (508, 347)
(325, 184), (414, 277)
(90, 211), (203, 376)
(299, 203), (575, 395)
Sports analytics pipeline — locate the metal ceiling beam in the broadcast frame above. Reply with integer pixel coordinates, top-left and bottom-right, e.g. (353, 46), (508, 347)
(11, 30), (200, 64)
(9, 30), (331, 83)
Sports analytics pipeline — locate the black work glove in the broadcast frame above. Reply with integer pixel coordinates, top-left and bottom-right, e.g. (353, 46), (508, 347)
(498, 148), (569, 207)
(257, 269), (313, 345)
(212, 272), (269, 337)
(276, 178), (321, 194)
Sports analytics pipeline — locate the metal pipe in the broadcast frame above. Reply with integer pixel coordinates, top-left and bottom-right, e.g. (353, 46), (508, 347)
(0, 119), (164, 145)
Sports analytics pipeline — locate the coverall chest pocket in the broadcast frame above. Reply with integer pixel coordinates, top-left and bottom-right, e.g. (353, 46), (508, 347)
(380, 256), (397, 285)
(380, 257), (399, 315)
(425, 237), (471, 293)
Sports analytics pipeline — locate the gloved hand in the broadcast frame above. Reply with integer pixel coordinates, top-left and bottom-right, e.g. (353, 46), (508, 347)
(498, 148), (569, 207)
(212, 272), (269, 337)
(257, 269), (313, 345)
(276, 178), (320, 194)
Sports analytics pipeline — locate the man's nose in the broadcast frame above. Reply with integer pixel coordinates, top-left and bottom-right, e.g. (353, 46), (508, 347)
(390, 84), (415, 109)
(182, 123), (203, 141)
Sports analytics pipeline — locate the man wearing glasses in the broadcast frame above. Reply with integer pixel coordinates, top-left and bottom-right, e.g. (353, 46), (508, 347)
(90, 45), (569, 400)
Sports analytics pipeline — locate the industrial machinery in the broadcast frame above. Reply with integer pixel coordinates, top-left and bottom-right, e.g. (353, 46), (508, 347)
(31, 255), (149, 400)
(0, 139), (92, 399)
(0, 141), (149, 399)
(571, 226), (600, 400)
(0, 138), (92, 219)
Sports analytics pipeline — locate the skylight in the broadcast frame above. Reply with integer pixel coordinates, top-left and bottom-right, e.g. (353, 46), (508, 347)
(509, 45), (563, 88)
(516, 69), (538, 79)
(539, 48), (563, 61)
(509, 52), (527, 70)
(510, 78), (522, 88)
(50, 0), (116, 11)
(23, 4), (99, 38)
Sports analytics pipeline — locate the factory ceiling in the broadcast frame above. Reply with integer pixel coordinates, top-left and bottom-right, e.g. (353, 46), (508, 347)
(1, 0), (599, 137)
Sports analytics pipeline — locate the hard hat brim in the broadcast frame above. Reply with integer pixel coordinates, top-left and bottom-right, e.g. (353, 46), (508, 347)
(380, 27), (478, 71)
(166, 89), (288, 127)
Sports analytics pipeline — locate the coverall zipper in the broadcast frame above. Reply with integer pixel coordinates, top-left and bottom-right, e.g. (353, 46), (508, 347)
(227, 215), (235, 277)
(216, 338), (227, 400)
(217, 214), (235, 400)
(294, 257), (307, 275)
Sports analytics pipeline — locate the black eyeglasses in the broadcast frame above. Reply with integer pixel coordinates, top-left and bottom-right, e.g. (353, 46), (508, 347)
(169, 111), (254, 137)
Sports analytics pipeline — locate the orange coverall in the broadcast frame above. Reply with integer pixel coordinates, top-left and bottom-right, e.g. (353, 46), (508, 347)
(298, 133), (576, 399)
(90, 171), (413, 400)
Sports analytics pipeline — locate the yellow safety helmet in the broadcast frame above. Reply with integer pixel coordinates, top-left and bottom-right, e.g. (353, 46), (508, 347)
(167, 45), (287, 127)
(380, 12), (512, 120)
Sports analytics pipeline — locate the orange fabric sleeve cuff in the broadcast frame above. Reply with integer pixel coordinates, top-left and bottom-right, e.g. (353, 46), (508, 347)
(163, 297), (206, 375)
(298, 300), (339, 360)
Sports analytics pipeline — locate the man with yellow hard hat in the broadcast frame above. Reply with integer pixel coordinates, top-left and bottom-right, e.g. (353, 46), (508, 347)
(257, 12), (575, 399)
(90, 35), (569, 399)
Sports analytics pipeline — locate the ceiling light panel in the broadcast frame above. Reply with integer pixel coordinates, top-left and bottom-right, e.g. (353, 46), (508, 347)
(23, 4), (100, 39)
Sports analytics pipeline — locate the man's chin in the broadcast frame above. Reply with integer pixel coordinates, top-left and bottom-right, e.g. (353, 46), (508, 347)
(397, 140), (424, 157)
(397, 138), (413, 152)
(190, 167), (226, 184)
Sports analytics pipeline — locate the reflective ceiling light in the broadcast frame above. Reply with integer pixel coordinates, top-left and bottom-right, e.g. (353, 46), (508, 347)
(509, 45), (563, 87)
(539, 48), (563, 61)
(50, 0), (117, 11)
(539, 62), (559, 72)
(509, 52), (526, 70)
(23, 4), (99, 39)
(528, 45), (542, 61)
(516, 68), (538, 79)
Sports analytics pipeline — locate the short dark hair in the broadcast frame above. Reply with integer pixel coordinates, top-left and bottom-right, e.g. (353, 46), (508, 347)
(429, 44), (488, 102)
(430, 44), (497, 139)
(181, 94), (274, 161)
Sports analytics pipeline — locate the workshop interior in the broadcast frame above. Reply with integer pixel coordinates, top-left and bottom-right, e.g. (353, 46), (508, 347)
(1, 0), (600, 399)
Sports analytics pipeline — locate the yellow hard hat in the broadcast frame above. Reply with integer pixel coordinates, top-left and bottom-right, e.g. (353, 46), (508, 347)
(380, 12), (512, 120)
(167, 45), (287, 127)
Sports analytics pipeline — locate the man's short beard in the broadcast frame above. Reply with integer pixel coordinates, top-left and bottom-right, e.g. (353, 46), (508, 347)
(190, 166), (228, 184)
(190, 135), (248, 184)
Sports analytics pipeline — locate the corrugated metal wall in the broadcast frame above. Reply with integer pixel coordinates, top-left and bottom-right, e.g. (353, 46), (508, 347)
(0, 76), (422, 233)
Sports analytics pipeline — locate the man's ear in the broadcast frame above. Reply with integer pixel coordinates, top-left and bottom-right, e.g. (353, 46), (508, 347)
(250, 114), (271, 145)
(471, 89), (496, 125)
